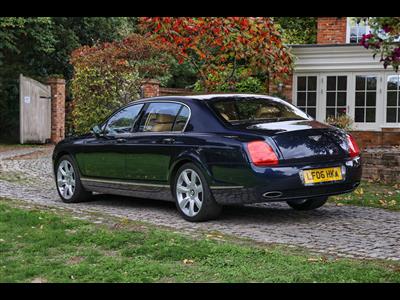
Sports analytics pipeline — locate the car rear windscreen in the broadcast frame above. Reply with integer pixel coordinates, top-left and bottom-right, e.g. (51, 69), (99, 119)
(208, 97), (310, 125)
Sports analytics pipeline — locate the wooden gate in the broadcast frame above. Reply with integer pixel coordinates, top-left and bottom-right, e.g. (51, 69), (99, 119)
(19, 74), (52, 144)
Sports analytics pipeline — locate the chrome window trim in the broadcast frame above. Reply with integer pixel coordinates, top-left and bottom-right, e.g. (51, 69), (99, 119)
(100, 100), (192, 135)
(102, 103), (145, 134)
(135, 100), (192, 134)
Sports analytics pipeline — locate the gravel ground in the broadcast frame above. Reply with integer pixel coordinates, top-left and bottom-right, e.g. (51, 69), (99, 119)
(0, 146), (399, 261)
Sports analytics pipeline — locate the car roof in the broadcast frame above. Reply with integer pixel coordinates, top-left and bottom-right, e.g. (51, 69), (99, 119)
(186, 93), (278, 100)
(134, 93), (283, 103)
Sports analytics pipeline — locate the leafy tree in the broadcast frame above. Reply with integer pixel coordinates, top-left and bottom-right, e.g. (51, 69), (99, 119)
(0, 17), (138, 80)
(70, 34), (172, 134)
(166, 59), (198, 89)
(359, 17), (400, 71)
(41, 17), (138, 80)
(0, 17), (138, 141)
(193, 67), (266, 93)
(0, 17), (57, 140)
(139, 17), (293, 92)
(273, 17), (317, 44)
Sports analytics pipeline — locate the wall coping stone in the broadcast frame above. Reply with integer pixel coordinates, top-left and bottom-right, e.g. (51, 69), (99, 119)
(47, 78), (66, 84)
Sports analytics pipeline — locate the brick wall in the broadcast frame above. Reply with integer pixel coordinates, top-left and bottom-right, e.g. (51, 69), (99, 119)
(47, 78), (65, 144)
(159, 87), (195, 96)
(361, 147), (400, 184)
(141, 81), (198, 97)
(141, 79), (160, 98)
(317, 17), (347, 44)
(269, 75), (293, 103)
(350, 130), (400, 149)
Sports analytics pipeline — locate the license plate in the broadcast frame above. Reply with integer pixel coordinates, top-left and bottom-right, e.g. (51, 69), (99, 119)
(302, 167), (343, 185)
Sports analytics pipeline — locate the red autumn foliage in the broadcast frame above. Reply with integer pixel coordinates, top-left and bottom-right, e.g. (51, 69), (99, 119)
(70, 33), (172, 77)
(139, 17), (293, 92)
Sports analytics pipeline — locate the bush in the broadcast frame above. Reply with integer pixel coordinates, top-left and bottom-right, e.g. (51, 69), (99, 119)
(70, 34), (171, 134)
(236, 77), (267, 93)
(325, 114), (353, 131)
(193, 68), (266, 94)
(71, 67), (141, 134)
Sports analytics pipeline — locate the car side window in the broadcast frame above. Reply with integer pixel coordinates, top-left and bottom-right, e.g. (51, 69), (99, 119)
(172, 106), (190, 131)
(139, 102), (184, 132)
(105, 104), (144, 135)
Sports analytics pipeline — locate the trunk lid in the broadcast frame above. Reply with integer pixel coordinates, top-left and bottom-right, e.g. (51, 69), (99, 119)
(237, 120), (349, 163)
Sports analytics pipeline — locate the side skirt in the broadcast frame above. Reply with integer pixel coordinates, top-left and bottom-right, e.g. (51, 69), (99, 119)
(80, 177), (174, 202)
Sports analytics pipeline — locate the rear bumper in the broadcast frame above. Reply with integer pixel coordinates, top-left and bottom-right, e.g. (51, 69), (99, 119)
(211, 156), (362, 205)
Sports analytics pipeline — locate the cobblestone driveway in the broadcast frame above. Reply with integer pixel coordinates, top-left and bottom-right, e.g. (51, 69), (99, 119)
(1, 146), (399, 260)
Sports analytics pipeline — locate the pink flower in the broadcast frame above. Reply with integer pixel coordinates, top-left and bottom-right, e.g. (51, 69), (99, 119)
(392, 48), (400, 62)
(383, 24), (392, 33)
(360, 33), (374, 49)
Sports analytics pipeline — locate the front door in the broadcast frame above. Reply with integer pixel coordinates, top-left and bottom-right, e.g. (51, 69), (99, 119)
(320, 73), (382, 131)
(74, 103), (144, 179)
(294, 73), (350, 123)
(294, 72), (383, 131)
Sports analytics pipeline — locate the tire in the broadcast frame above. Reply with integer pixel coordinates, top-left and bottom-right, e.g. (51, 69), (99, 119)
(286, 197), (328, 211)
(173, 163), (222, 222)
(55, 155), (92, 203)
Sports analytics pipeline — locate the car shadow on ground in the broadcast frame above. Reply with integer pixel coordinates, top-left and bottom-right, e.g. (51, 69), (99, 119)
(84, 193), (339, 225)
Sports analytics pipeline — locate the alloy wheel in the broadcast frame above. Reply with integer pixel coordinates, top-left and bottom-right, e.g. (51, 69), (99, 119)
(57, 160), (76, 200)
(176, 169), (203, 217)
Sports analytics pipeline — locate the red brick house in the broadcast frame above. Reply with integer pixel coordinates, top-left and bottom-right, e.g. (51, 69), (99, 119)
(282, 17), (400, 148)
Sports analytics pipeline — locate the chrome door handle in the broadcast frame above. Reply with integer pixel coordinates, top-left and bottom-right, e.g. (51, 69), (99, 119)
(162, 138), (175, 144)
(116, 138), (127, 143)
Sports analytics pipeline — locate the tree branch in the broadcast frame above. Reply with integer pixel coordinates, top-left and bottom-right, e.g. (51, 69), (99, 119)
(224, 50), (237, 84)
(177, 52), (208, 91)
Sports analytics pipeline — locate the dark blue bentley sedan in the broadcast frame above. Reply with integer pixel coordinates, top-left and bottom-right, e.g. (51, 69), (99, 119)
(52, 94), (362, 221)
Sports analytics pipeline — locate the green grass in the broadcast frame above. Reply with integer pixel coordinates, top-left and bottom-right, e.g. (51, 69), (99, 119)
(329, 181), (400, 211)
(1, 200), (400, 283)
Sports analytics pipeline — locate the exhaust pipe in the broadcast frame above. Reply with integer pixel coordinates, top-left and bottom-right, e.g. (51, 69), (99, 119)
(262, 191), (283, 199)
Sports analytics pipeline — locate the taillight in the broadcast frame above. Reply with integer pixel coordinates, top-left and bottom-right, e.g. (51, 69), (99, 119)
(346, 134), (360, 158)
(246, 141), (279, 166)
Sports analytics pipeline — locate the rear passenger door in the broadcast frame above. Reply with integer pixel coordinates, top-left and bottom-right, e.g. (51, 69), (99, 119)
(125, 102), (190, 182)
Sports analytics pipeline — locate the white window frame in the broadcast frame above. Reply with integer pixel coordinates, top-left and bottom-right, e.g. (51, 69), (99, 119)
(323, 74), (349, 120)
(346, 17), (371, 44)
(350, 73), (383, 131)
(292, 73), (322, 121)
(293, 72), (386, 131)
(383, 72), (400, 128)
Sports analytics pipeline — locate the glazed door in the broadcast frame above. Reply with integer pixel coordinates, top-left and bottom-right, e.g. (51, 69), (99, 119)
(384, 73), (400, 127)
(321, 74), (350, 122)
(350, 73), (382, 131)
(125, 102), (190, 182)
(74, 104), (144, 179)
(293, 74), (320, 121)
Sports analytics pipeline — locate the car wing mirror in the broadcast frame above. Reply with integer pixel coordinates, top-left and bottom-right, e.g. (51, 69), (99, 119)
(91, 125), (103, 138)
